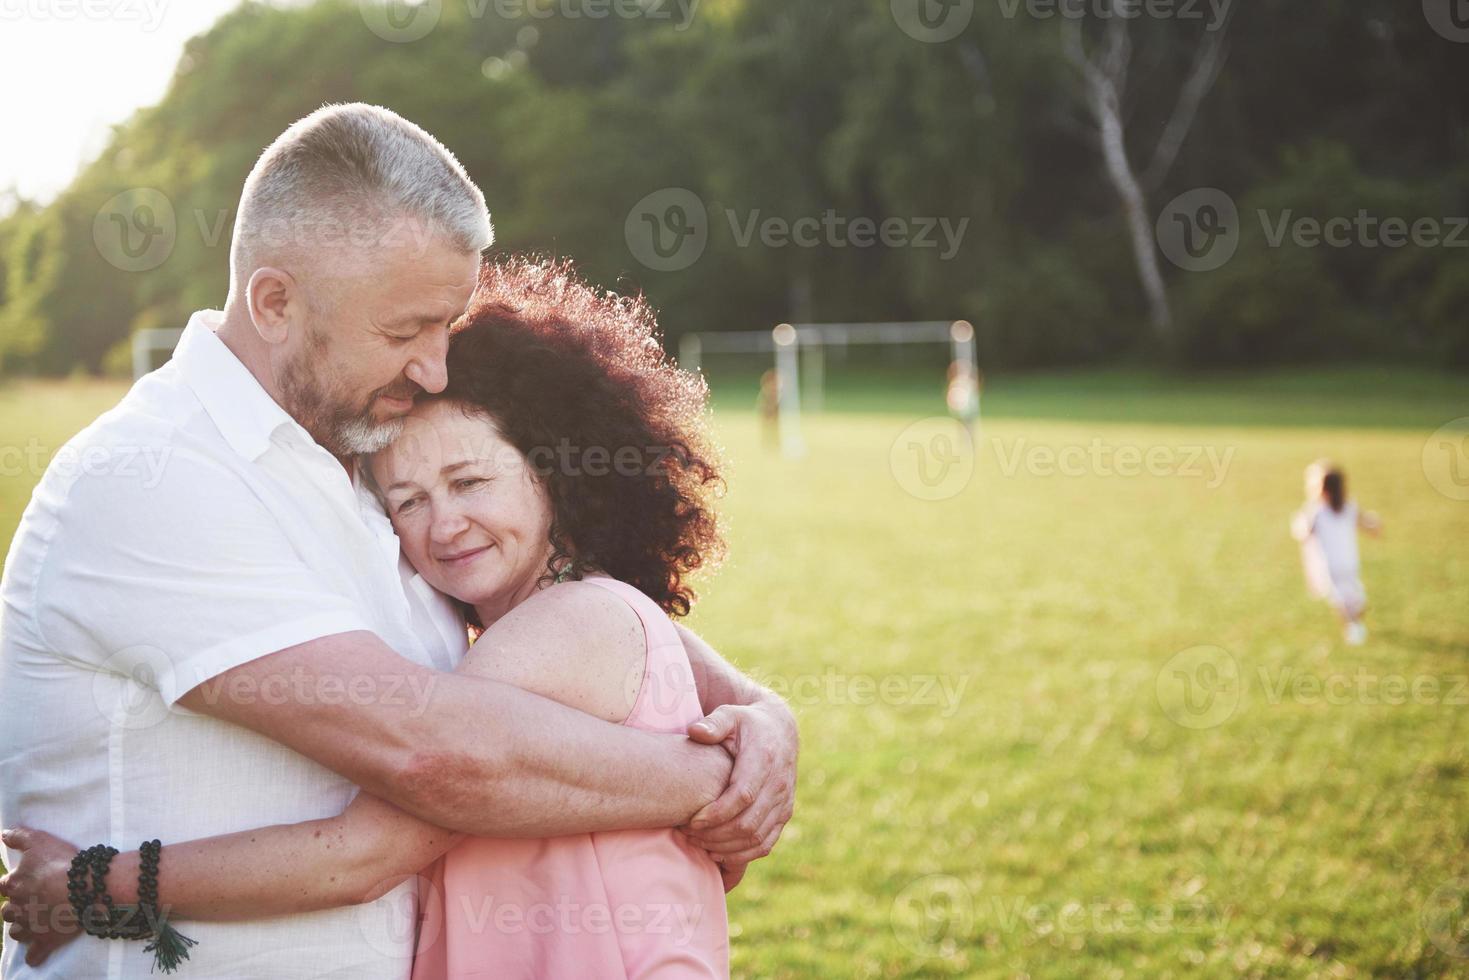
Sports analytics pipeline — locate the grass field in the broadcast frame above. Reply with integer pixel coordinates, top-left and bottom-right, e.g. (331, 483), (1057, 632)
(2, 367), (1468, 977)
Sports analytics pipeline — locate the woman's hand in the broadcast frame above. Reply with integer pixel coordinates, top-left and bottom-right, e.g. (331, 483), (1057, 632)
(0, 826), (84, 968)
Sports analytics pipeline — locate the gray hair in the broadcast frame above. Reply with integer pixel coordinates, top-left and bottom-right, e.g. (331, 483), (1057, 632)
(229, 103), (493, 295)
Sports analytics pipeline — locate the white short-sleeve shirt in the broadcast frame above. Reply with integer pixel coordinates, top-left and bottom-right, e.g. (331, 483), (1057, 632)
(0, 310), (469, 979)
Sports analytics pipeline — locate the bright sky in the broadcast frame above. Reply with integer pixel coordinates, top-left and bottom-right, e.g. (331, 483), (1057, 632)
(0, 0), (261, 205)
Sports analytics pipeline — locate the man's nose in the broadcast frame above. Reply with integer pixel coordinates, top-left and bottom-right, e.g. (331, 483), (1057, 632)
(405, 326), (449, 394)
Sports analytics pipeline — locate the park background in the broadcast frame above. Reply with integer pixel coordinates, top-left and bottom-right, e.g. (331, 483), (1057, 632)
(2, 0), (1469, 976)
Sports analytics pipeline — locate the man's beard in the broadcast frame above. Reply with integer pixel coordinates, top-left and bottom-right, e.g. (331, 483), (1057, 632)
(278, 330), (410, 457)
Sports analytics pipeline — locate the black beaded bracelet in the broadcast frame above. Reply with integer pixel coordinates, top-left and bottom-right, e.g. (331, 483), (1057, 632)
(67, 840), (197, 973)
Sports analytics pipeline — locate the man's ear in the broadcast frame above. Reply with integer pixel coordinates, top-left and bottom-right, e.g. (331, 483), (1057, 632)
(246, 266), (298, 345)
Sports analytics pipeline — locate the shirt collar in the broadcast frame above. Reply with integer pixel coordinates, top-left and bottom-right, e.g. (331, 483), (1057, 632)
(173, 309), (310, 462)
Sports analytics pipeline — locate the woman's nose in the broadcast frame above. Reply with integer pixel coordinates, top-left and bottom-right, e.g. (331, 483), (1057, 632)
(429, 501), (470, 542)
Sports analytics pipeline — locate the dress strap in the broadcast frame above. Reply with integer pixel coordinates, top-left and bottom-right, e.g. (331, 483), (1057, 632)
(578, 575), (700, 731)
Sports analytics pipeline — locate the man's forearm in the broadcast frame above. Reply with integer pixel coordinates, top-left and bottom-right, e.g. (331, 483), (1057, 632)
(676, 623), (782, 715)
(177, 630), (734, 842)
(397, 673), (732, 837)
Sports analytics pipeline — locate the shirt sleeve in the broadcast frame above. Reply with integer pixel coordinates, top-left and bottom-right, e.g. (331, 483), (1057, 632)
(34, 442), (373, 708)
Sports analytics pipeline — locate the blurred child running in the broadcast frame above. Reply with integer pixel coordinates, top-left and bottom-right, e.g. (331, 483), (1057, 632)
(1291, 459), (1382, 645)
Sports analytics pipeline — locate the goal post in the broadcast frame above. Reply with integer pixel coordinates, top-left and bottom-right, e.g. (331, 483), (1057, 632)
(773, 324), (806, 459)
(131, 328), (184, 380)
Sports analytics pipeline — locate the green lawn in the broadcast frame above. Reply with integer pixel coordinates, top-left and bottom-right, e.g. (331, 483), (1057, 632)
(2, 369), (1468, 977)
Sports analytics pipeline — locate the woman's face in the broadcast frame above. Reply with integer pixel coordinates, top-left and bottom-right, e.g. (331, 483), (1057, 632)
(370, 399), (555, 617)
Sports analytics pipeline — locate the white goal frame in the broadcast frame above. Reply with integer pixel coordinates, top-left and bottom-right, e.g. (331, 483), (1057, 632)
(678, 320), (976, 458)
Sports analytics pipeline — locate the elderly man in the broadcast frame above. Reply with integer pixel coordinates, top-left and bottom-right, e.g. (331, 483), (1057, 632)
(0, 103), (796, 978)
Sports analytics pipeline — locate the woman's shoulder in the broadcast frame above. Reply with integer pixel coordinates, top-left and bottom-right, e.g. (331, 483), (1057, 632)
(520, 575), (654, 637)
(476, 578), (648, 724)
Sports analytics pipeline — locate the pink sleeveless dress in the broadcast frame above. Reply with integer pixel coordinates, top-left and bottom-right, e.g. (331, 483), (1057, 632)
(409, 575), (730, 979)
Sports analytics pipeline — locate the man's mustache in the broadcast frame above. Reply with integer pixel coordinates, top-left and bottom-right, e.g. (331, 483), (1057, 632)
(376, 381), (421, 402)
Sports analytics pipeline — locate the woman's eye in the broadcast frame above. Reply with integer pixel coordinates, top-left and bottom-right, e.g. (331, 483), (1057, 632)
(455, 478), (486, 491)
(395, 496), (423, 514)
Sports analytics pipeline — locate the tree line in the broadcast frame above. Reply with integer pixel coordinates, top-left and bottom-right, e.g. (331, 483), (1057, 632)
(1, 0), (1464, 376)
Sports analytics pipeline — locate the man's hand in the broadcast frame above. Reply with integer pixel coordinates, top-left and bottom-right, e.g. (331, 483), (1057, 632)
(679, 698), (798, 869)
(0, 826), (84, 968)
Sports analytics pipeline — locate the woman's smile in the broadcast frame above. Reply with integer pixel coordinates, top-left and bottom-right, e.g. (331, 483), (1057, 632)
(437, 543), (494, 567)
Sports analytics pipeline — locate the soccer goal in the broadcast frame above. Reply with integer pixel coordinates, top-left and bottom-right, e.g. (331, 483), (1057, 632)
(678, 320), (977, 459)
(131, 328), (184, 380)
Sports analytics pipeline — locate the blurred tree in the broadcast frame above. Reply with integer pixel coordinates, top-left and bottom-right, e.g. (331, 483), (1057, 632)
(1059, 0), (1233, 344)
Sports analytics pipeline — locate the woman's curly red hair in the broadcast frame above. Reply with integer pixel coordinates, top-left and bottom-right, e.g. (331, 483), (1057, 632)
(435, 256), (725, 618)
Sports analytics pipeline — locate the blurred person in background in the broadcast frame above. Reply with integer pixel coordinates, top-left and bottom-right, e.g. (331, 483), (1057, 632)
(756, 368), (781, 450)
(1291, 459), (1382, 645)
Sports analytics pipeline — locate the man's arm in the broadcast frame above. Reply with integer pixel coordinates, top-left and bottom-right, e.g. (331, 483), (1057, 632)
(179, 591), (732, 838)
(680, 622), (782, 716)
(676, 623), (799, 872)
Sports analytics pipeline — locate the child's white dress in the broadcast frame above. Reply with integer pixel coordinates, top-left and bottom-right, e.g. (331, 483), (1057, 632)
(1293, 501), (1365, 616)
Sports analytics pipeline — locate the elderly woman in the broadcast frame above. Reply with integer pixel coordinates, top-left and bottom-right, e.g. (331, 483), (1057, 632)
(3, 257), (745, 978)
